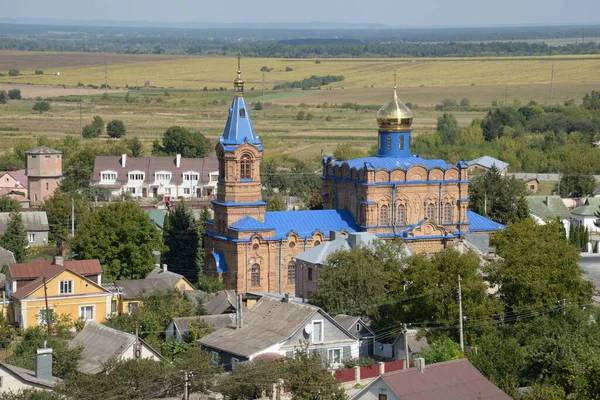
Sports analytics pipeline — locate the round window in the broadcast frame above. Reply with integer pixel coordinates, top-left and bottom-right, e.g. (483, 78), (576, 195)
(289, 241), (296, 248)
(314, 240), (321, 247)
(252, 243), (259, 250)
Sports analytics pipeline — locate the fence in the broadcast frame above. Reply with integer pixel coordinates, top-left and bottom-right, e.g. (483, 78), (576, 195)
(335, 360), (405, 383)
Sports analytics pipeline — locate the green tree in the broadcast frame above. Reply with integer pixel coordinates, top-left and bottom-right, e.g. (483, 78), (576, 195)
(71, 202), (163, 279)
(481, 107), (525, 141)
(582, 90), (600, 111)
(127, 136), (145, 157)
(81, 124), (99, 139)
(156, 126), (211, 158)
(556, 173), (596, 198)
(107, 119), (126, 138)
(35, 69), (44, 75)
(0, 389), (60, 399)
(437, 112), (459, 144)
(32, 101), (51, 113)
(8, 69), (19, 76)
(0, 90), (7, 104)
(332, 143), (368, 161)
(286, 350), (347, 400)
(197, 275), (225, 294)
(488, 218), (594, 313)
(8, 89), (21, 100)
(419, 336), (464, 364)
(266, 193), (286, 211)
(460, 97), (470, 107)
(0, 213), (29, 262)
(183, 319), (215, 342)
(0, 196), (21, 212)
(41, 189), (90, 241)
(91, 116), (104, 135)
(162, 201), (202, 282)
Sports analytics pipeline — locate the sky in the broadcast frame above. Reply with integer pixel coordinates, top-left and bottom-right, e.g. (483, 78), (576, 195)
(3, 0), (600, 27)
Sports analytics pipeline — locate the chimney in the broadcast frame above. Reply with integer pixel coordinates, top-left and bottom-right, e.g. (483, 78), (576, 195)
(330, 230), (341, 241)
(121, 153), (127, 168)
(415, 357), (425, 373)
(53, 256), (64, 266)
(236, 294), (243, 329)
(152, 250), (161, 266)
(35, 347), (53, 381)
(283, 293), (291, 303)
(545, 196), (550, 205)
(176, 154), (181, 168)
(348, 233), (361, 248)
(162, 264), (167, 273)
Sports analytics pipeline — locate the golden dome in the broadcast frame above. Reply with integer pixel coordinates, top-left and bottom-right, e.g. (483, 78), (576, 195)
(377, 88), (413, 131)
(233, 53), (244, 96)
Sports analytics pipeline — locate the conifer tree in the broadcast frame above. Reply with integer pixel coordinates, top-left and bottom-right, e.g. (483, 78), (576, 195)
(0, 213), (29, 262)
(162, 201), (201, 283)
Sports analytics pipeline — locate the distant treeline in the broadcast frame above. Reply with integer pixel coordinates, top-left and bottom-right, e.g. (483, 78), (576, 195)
(273, 75), (344, 90)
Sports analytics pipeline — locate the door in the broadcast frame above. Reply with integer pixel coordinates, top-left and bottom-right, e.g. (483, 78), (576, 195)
(152, 188), (158, 197)
(142, 188), (147, 197)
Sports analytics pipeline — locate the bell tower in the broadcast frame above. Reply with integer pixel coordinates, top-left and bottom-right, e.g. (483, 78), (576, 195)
(376, 69), (413, 158)
(211, 56), (267, 236)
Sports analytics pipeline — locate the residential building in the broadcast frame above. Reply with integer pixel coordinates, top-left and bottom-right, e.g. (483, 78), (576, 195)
(571, 197), (600, 234)
(391, 329), (429, 362)
(70, 322), (163, 374)
(333, 314), (376, 358)
(25, 146), (62, 207)
(165, 314), (233, 342)
(0, 348), (60, 394)
(0, 189), (31, 208)
(0, 211), (49, 247)
(467, 156), (509, 176)
(0, 246), (15, 268)
(0, 169), (28, 197)
(526, 196), (572, 236)
(145, 209), (167, 230)
(110, 265), (195, 314)
(204, 62), (503, 295)
(523, 178), (539, 193)
(352, 358), (510, 400)
(198, 295), (359, 371)
(91, 154), (219, 199)
(203, 290), (238, 315)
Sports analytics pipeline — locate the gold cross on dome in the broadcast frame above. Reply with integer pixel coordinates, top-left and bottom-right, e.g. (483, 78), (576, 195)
(237, 52), (241, 74)
(393, 68), (397, 89)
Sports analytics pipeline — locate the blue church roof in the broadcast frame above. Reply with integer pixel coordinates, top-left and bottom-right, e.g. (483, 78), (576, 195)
(332, 155), (454, 172)
(466, 210), (505, 232)
(230, 216), (273, 231)
(264, 209), (359, 239)
(220, 95), (263, 151)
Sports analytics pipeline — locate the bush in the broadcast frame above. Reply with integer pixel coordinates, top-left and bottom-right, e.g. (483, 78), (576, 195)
(82, 125), (99, 139)
(260, 66), (273, 72)
(0, 91), (7, 105)
(254, 101), (263, 110)
(8, 89), (21, 100)
(77, 82), (84, 87)
(441, 98), (458, 108)
(285, 66), (293, 72)
(460, 97), (471, 107)
(32, 101), (50, 113)
(315, 60), (321, 64)
(8, 69), (19, 76)
(296, 111), (306, 120)
(107, 120), (126, 138)
(35, 70), (44, 75)
(92, 116), (104, 135)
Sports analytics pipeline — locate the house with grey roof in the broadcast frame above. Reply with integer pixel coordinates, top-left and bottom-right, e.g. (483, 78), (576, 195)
(526, 196), (572, 236)
(0, 211), (49, 247)
(70, 321), (163, 374)
(468, 156), (509, 176)
(293, 231), (411, 300)
(572, 197), (600, 234)
(333, 315), (375, 358)
(0, 347), (60, 394)
(198, 295), (359, 371)
(392, 329), (430, 363)
(165, 314), (233, 342)
(91, 154), (218, 200)
(203, 290), (238, 315)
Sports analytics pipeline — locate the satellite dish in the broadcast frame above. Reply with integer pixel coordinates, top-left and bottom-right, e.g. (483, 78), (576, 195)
(304, 324), (313, 335)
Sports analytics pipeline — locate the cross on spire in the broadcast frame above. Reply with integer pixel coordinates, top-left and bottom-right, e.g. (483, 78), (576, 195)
(237, 52), (242, 76)
(393, 68), (397, 90)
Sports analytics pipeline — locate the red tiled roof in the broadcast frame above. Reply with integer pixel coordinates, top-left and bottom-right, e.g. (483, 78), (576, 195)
(0, 169), (27, 188)
(8, 259), (102, 280)
(11, 264), (66, 300)
(373, 359), (510, 400)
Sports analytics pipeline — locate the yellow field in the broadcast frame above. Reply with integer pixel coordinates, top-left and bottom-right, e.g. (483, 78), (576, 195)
(1, 52), (600, 90)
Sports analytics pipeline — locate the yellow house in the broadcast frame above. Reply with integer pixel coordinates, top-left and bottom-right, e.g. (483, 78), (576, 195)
(11, 264), (113, 329)
(113, 265), (195, 314)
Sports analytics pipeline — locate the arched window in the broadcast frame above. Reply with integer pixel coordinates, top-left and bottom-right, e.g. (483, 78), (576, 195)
(287, 262), (296, 284)
(396, 204), (406, 225)
(443, 203), (453, 224)
(386, 135), (392, 150)
(239, 108), (246, 118)
(251, 264), (260, 287)
(399, 135), (404, 150)
(218, 153), (225, 180)
(240, 154), (252, 180)
(380, 205), (389, 226)
(426, 203), (436, 220)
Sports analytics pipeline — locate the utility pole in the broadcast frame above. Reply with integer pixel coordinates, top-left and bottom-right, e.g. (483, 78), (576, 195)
(183, 370), (190, 400)
(403, 323), (409, 369)
(71, 198), (75, 237)
(504, 85), (508, 106)
(104, 62), (108, 94)
(550, 63), (555, 100)
(43, 277), (51, 337)
(79, 101), (82, 134)
(262, 70), (265, 103)
(458, 275), (464, 352)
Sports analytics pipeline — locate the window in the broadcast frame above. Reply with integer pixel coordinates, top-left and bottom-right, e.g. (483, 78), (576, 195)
(379, 395), (388, 400)
(312, 321), (323, 343)
(184, 173), (199, 181)
(80, 306), (94, 321)
(38, 309), (54, 326)
(164, 188), (171, 195)
(529, 184), (535, 190)
(128, 302), (139, 313)
(399, 135), (404, 150)
(128, 188), (136, 194)
(129, 173), (144, 180)
(386, 135), (392, 150)
(46, 182), (49, 190)
(0, 376), (2, 388)
(101, 173), (117, 180)
(59, 280), (73, 294)
(426, 203), (436, 220)
(183, 188), (191, 195)
(212, 351), (220, 364)
(240, 155), (252, 180)
(210, 175), (218, 182)
(239, 108), (246, 118)
(252, 243), (259, 250)
(251, 264), (260, 287)
(156, 173), (171, 181)
(232, 358), (239, 370)
(328, 348), (342, 365)
(380, 205), (389, 226)
(45, 155), (50, 159)
(356, 323), (361, 332)
(308, 268), (313, 281)
(111, 300), (118, 314)
(28, 233), (35, 243)
(314, 240), (321, 247)
(443, 203), (452, 224)
(287, 262), (296, 284)
(396, 204), (406, 225)
(289, 241), (296, 248)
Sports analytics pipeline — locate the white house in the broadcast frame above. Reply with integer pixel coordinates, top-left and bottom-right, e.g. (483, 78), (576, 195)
(571, 198), (600, 234)
(467, 156), (509, 176)
(0, 348), (60, 394)
(526, 196), (572, 237)
(91, 154), (219, 200)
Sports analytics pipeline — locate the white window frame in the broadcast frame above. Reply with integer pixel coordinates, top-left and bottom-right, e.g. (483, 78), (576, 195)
(232, 357), (239, 370)
(101, 171), (117, 181)
(312, 320), (324, 344)
(328, 348), (343, 366)
(212, 351), (220, 365)
(155, 172), (172, 181)
(59, 280), (73, 294)
(183, 172), (199, 181)
(128, 187), (136, 194)
(183, 188), (191, 195)
(38, 308), (55, 326)
(164, 188), (171, 195)
(210, 174), (218, 182)
(28, 233), (35, 243)
(79, 305), (95, 322)
(128, 172), (144, 181)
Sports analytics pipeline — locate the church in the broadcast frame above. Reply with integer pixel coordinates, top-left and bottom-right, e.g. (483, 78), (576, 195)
(204, 61), (503, 295)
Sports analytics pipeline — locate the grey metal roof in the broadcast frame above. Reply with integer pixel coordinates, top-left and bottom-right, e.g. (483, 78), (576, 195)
(204, 290), (238, 315)
(171, 315), (234, 334)
(333, 314), (360, 332)
(0, 211), (49, 233)
(0, 362), (61, 388)
(294, 232), (380, 265)
(115, 267), (188, 299)
(24, 146), (61, 155)
(198, 296), (320, 358)
(468, 156), (509, 171)
(185, 290), (208, 305)
(526, 196), (571, 220)
(0, 246), (16, 267)
(392, 329), (430, 353)
(70, 322), (162, 374)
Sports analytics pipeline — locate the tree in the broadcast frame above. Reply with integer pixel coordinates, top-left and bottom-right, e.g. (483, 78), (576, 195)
(107, 119), (126, 138)
(162, 201), (202, 283)
(296, 111), (306, 120)
(197, 275), (225, 294)
(81, 124), (99, 139)
(0, 213), (29, 262)
(35, 69), (44, 75)
(305, 191), (323, 210)
(156, 126), (210, 158)
(0, 196), (21, 212)
(91, 116), (104, 135)
(128, 137), (145, 157)
(0, 90), (7, 104)
(41, 189), (90, 241)
(266, 193), (286, 211)
(582, 90), (600, 111)
(71, 202), (163, 279)
(419, 336), (464, 364)
(286, 350), (347, 400)
(8, 89), (21, 100)
(556, 173), (595, 198)
(481, 107), (525, 141)
(460, 97), (470, 107)
(8, 69), (19, 76)
(437, 112), (459, 144)
(0, 389), (60, 399)
(32, 101), (51, 113)
(487, 218), (594, 313)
